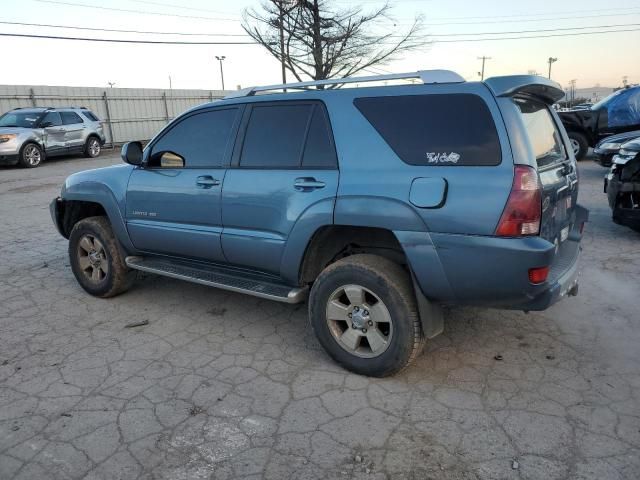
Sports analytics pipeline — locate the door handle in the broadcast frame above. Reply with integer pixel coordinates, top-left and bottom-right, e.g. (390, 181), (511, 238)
(196, 175), (220, 188)
(294, 177), (325, 191)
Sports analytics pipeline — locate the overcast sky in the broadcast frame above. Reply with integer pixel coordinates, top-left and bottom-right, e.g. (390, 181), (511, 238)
(1, 0), (639, 92)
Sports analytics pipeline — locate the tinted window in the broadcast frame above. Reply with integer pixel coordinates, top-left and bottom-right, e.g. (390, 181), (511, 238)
(354, 94), (501, 166)
(302, 106), (337, 168)
(40, 111), (62, 127)
(82, 110), (99, 121)
(240, 104), (312, 168)
(60, 111), (84, 125)
(151, 108), (238, 168)
(515, 98), (566, 168)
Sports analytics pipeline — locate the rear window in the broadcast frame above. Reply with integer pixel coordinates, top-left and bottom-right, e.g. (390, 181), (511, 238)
(354, 94), (501, 166)
(515, 98), (566, 168)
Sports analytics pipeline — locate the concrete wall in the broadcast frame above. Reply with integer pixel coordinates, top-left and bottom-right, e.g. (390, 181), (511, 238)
(0, 84), (228, 145)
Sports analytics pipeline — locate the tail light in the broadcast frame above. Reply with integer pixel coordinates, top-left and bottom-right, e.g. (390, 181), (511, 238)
(496, 165), (542, 237)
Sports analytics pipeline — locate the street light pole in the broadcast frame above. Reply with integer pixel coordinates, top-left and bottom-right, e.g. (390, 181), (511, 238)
(215, 55), (226, 91)
(548, 57), (558, 79)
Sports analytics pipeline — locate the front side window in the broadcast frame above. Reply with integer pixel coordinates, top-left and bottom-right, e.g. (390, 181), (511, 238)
(150, 108), (238, 168)
(354, 94), (501, 166)
(60, 111), (84, 125)
(0, 111), (41, 128)
(40, 112), (62, 127)
(515, 97), (566, 168)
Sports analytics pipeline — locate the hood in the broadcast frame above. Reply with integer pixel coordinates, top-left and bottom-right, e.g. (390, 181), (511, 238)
(620, 138), (640, 152)
(596, 130), (640, 149)
(0, 126), (34, 135)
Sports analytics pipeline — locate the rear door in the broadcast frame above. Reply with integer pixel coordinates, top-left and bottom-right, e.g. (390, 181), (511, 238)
(221, 101), (339, 274)
(60, 111), (85, 152)
(514, 97), (578, 244)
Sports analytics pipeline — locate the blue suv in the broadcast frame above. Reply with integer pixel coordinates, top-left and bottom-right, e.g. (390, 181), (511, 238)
(51, 71), (588, 376)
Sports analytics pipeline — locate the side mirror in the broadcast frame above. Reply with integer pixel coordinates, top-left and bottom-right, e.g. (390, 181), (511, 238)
(40, 121), (53, 128)
(121, 141), (143, 166)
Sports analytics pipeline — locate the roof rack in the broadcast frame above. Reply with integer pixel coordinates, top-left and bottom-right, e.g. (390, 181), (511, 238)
(225, 69), (465, 99)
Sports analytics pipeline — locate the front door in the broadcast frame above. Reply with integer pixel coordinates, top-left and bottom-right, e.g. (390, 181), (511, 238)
(221, 101), (339, 274)
(39, 111), (66, 155)
(60, 111), (86, 152)
(126, 106), (242, 262)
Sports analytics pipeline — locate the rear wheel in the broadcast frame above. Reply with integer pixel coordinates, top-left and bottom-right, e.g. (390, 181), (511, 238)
(568, 131), (588, 160)
(309, 254), (424, 377)
(83, 137), (101, 158)
(69, 216), (135, 297)
(18, 142), (43, 168)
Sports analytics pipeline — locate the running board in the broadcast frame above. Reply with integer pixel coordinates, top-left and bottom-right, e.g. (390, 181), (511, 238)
(125, 256), (308, 304)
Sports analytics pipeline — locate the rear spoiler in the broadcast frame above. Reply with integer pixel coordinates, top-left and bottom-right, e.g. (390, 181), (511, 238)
(484, 75), (565, 104)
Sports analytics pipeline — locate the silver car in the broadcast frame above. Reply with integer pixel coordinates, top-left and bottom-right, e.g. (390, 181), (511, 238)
(0, 107), (106, 168)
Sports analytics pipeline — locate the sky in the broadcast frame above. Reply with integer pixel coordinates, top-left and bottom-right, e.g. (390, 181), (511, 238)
(0, 0), (639, 93)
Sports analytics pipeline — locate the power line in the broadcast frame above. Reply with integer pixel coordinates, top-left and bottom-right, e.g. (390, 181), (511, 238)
(130, 0), (240, 16)
(414, 11), (640, 26)
(432, 23), (640, 37)
(35, 0), (241, 22)
(434, 27), (640, 43)
(0, 32), (259, 45)
(0, 20), (248, 37)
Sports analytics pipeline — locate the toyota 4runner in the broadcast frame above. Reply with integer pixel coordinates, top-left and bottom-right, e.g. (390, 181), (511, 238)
(51, 71), (589, 377)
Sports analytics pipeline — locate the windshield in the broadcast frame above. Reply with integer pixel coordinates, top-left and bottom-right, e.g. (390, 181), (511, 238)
(0, 111), (42, 128)
(515, 97), (567, 168)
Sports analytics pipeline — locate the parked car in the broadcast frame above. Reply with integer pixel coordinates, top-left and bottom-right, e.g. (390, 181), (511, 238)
(594, 130), (640, 167)
(605, 138), (640, 231)
(558, 85), (640, 160)
(0, 107), (105, 168)
(50, 71), (588, 377)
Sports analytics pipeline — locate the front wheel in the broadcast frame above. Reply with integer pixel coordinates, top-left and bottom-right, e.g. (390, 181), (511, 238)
(568, 131), (588, 160)
(68, 216), (135, 298)
(309, 254), (424, 377)
(83, 137), (101, 158)
(18, 142), (44, 168)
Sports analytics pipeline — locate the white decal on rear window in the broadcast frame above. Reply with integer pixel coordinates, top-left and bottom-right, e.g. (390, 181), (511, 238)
(426, 152), (460, 164)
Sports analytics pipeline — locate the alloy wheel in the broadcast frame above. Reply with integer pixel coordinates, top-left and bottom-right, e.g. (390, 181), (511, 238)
(77, 234), (109, 283)
(24, 144), (41, 166)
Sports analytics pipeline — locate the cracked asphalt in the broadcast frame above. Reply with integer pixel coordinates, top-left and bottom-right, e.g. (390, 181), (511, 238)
(0, 152), (639, 480)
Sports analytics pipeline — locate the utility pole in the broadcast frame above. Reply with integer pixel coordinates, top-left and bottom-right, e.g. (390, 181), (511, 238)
(622, 75), (628, 88)
(569, 79), (577, 107)
(477, 56), (491, 81)
(215, 55), (226, 90)
(107, 82), (115, 88)
(547, 57), (558, 79)
(168, 75), (172, 90)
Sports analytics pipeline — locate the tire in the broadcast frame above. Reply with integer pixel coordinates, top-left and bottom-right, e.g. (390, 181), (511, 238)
(309, 254), (424, 377)
(568, 131), (588, 160)
(18, 142), (44, 168)
(68, 216), (135, 298)
(83, 136), (101, 158)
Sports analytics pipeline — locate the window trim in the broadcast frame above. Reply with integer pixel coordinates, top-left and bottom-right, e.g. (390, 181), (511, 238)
(143, 105), (243, 170)
(230, 100), (338, 170)
(353, 93), (503, 167)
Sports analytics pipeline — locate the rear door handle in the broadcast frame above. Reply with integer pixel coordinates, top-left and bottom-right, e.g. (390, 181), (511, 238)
(196, 175), (220, 188)
(294, 177), (325, 191)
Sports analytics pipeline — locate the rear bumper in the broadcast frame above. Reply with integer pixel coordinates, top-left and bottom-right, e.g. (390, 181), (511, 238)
(397, 204), (589, 311)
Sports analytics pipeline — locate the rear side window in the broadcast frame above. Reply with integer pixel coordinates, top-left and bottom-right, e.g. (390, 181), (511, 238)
(60, 111), (84, 125)
(151, 108), (238, 168)
(240, 104), (312, 168)
(354, 94), (501, 166)
(82, 110), (100, 121)
(515, 98), (566, 168)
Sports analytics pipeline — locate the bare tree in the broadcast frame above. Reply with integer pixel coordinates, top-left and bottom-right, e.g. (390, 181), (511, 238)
(243, 0), (427, 82)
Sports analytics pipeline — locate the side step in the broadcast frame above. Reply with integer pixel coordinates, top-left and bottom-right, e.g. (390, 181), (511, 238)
(125, 256), (308, 304)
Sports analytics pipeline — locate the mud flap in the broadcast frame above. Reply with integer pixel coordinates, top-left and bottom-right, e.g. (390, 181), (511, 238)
(411, 273), (444, 339)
